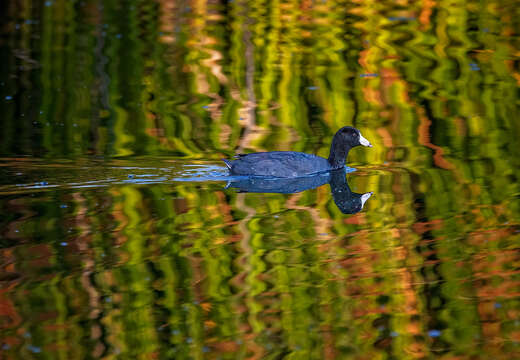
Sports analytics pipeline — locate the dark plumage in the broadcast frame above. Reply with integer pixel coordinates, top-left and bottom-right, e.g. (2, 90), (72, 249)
(223, 126), (372, 178)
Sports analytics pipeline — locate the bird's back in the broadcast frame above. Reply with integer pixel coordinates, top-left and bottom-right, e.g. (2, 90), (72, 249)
(225, 151), (331, 178)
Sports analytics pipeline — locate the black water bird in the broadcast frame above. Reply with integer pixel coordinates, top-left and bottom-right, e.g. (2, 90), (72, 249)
(223, 126), (372, 178)
(226, 168), (373, 214)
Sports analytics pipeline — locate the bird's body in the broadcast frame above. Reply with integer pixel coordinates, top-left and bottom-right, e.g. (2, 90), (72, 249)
(223, 126), (372, 178)
(223, 151), (332, 178)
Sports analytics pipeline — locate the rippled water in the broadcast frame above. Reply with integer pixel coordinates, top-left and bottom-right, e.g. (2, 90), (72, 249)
(1, 0), (520, 358)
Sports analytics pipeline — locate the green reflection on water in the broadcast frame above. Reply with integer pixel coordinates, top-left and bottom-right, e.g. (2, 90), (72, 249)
(1, 0), (520, 358)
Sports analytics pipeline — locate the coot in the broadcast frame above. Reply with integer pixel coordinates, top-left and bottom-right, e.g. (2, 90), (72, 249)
(223, 126), (372, 178)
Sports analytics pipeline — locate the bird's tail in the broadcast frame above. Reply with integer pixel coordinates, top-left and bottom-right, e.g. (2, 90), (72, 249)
(222, 159), (232, 170)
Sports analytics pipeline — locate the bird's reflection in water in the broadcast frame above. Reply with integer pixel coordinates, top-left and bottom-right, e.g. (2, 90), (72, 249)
(226, 169), (372, 214)
(328, 170), (373, 214)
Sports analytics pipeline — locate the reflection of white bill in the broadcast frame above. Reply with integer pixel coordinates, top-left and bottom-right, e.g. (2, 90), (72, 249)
(361, 192), (373, 208)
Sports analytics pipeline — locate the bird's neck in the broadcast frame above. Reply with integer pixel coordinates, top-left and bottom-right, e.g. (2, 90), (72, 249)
(327, 138), (349, 168)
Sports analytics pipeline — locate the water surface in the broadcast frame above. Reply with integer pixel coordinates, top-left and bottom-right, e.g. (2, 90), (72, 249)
(1, 0), (520, 358)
